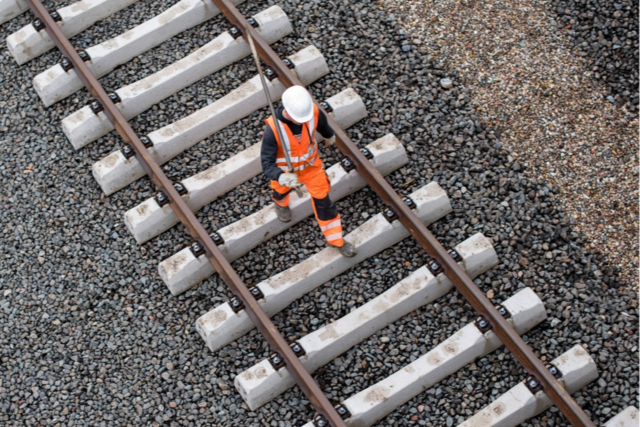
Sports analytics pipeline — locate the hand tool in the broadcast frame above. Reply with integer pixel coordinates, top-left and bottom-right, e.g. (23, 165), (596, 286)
(245, 26), (304, 198)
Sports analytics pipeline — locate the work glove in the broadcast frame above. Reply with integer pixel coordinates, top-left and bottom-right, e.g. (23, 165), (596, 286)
(278, 172), (301, 188)
(325, 135), (336, 146)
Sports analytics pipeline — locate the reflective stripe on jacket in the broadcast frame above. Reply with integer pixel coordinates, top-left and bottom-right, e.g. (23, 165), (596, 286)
(265, 105), (321, 173)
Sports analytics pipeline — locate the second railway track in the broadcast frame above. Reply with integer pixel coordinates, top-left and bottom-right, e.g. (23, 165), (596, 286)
(0, 0), (637, 426)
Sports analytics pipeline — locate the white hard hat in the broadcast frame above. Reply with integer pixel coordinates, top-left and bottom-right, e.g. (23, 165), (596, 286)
(282, 86), (313, 123)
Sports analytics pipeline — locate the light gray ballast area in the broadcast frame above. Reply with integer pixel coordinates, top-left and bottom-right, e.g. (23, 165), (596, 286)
(92, 45), (328, 195)
(195, 182), (452, 350)
(604, 407), (638, 427)
(458, 345), (598, 427)
(0, 0), (29, 25)
(124, 88), (366, 244)
(7, 0), (139, 65)
(235, 233), (499, 410)
(160, 133), (410, 296)
(299, 287), (547, 427)
(61, 5), (291, 150)
(32, 0), (246, 106)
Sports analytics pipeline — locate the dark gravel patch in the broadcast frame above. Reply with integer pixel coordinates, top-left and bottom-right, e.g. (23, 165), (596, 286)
(0, 0), (636, 426)
(547, 0), (639, 113)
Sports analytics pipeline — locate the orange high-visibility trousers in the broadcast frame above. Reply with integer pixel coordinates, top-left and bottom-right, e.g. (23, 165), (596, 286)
(270, 165), (344, 247)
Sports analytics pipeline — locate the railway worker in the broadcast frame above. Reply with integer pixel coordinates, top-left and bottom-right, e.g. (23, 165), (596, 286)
(260, 85), (357, 257)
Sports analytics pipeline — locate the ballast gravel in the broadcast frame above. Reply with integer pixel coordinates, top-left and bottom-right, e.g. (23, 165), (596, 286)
(380, 0), (639, 285)
(0, 1), (637, 427)
(549, 0), (639, 113)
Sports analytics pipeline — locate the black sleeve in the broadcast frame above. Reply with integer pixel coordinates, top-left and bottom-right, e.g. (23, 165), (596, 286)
(260, 125), (284, 181)
(316, 110), (334, 139)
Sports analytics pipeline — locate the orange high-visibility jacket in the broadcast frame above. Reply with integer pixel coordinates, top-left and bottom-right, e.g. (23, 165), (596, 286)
(265, 105), (322, 174)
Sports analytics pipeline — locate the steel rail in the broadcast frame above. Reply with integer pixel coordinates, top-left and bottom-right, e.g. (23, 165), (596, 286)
(23, 1), (347, 426)
(211, 1), (597, 426)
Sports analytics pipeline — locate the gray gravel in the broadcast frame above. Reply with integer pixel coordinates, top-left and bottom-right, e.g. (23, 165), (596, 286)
(547, 0), (639, 113)
(0, 0), (637, 426)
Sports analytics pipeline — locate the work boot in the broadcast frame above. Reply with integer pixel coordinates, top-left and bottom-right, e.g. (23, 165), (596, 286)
(275, 204), (291, 222)
(336, 241), (357, 258)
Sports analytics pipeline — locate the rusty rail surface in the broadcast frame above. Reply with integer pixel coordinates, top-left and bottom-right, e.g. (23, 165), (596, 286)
(22, 1), (347, 425)
(211, 1), (597, 426)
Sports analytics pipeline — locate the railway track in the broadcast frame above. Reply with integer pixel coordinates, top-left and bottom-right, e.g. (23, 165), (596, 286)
(1, 0), (637, 426)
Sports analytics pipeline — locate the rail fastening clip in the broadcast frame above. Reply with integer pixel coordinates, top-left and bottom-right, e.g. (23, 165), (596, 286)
(121, 144), (136, 159)
(211, 232), (224, 246)
(90, 100), (103, 115)
(229, 25), (242, 39)
(269, 352), (285, 370)
(474, 315), (492, 333)
(33, 19), (45, 31)
(61, 58), (74, 72)
(229, 296), (244, 313)
(340, 157), (356, 172)
(155, 190), (169, 207)
(313, 415), (328, 427)
(50, 10), (62, 22)
(290, 341), (306, 357)
(140, 136), (153, 148)
(525, 376), (542, 394)
(361, 147), (374, 159)
(190, 242), (205, 257)
(383, 207), (398, 223)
